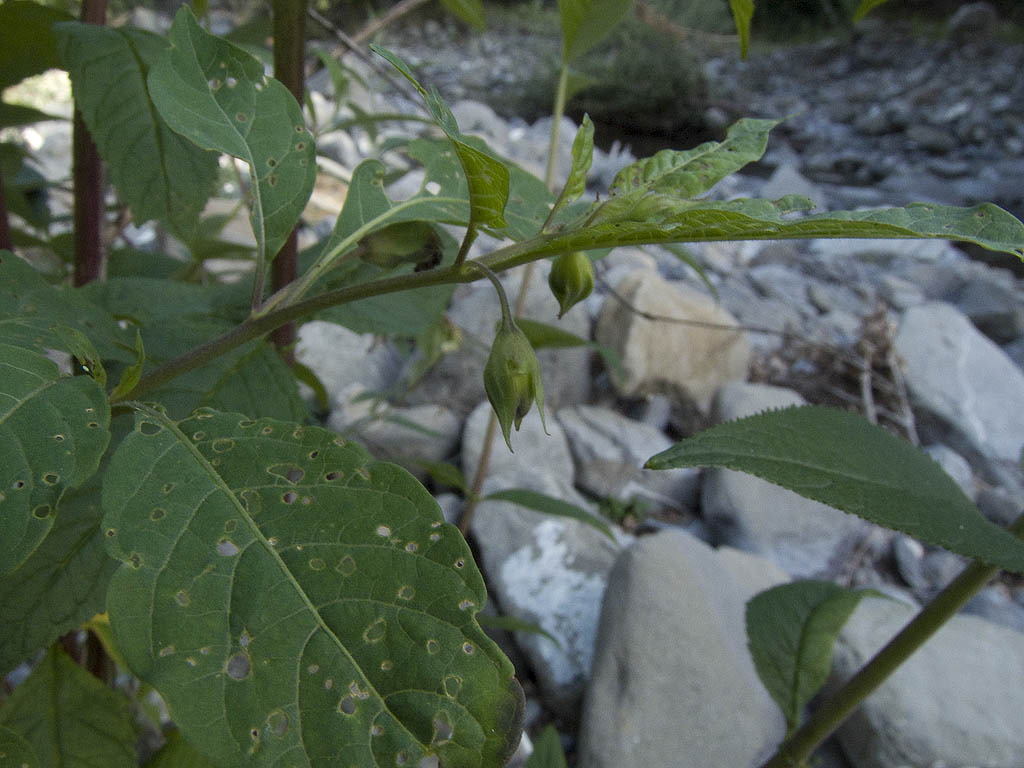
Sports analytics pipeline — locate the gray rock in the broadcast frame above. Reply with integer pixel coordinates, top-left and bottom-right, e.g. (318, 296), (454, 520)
(976, 486), (1023, 527)
(964, 586), (1024, 634)
(905, 124), (959, 154)
(295, 321), (403, 406)
(892, 535), (928, 593)
(717, 280), (805, 352)
(894, 302), (1024, 465)
(557, 405), (700, 511)
(947, 1), (1000, 41)
(830, 597), (1024, 768)
(950, 269), (1024, 344)
(577, 530), (788, 768)
(595, 271), (752, 412)
(461, 402), (623, 716)
(760, 163), (825, 205)
(704, 383), (869, 578)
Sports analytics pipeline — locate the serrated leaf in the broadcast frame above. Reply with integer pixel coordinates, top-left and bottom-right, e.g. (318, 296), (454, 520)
(439, 0), (486, 30)
(0, 725), (40, 768)
(483, 488), (616, 542)
(558, 0), (634, 63)
(371, 46), (510, 232)
(0, 647), (136, 768)
(526, 197), (1024, 261)
(0, 343), (110, 577)
(102, 407), (523, 767)
(54, 23), (219, 244)
(525, 725), (567, 768)
(549, 115), (594, 223)
(854, 0), (892, 22)
(645, 406), (1024, 573)
(0, 251), (132, 360)
(746, 581), (879, 732)
(148, 6), (316, 264)
(144, 731), (220, 768)
(0, 480), (116, 676)
(609, 118), (781, 199)
(0, 1), (73, 90)
(729, 0), (755, 58)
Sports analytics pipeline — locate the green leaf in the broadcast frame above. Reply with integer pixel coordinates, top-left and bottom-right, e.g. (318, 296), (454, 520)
(54, 23), (219, 244)
(608, 117), (782, 200)
(531, 197), (1024, 261)
(728, 0), (755, 59)
(0, 102), (62, 130)
(483, 488), (616, 542)
(102, 407), (524, 767)
(148, 6), (316, 263)
(439, 0), (486, 30)
(525, 725), (567, 768)
(109, 330), (145, 401)
(0, 343), (110, 577)
(476, 614), (563, 650)
(854, 0), (892, 22)
(144, 731), (220, 768)
(558, 0), (634, 63)
(0, 480), (115, 676)
(0, 251), (132, 361)
(416, 460), (470, 494)
(549, 114), (595, 224)
(371, 46), (510, 232)
(51, 323), (106, 387)
(0, 1), (73, 90)
(0, 725), (40, 768)
(0, 647), (136, 768)
(746, 581), (879, 732)
(645, 406), (1024, 573)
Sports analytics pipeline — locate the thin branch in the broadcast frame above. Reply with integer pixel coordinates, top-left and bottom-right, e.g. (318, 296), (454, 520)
(350, 0), (431, 45)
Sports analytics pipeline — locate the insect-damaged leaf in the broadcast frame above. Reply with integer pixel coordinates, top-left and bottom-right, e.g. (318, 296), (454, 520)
(102, 407), (524, 767)
(148, 6), (315, 263)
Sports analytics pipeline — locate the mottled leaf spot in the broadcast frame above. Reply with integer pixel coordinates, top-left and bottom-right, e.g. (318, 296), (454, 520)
(458, 600), (475, 611)
(267, 158), (277, 168)
(106, 527), (116, 537)
(32, 505), (51, 519)
(224, 519), (238, 533)
(268, 175), (278, 187)
(266, 710), (290, 738)
(12, 480), (25, 490)
(236, 112), (247, 123)
(261, 426), (273, 435)
(356, 468), (371, 481)
(308, 450), (320, 460)
(267, 537), (279, 547)
(396, 752), (409, 765)
(295, 142), (306, 151)
(307, 663), (320, 675)
(226, 652), (251, 679)
(430, 521), (442, 528)
(130, 552), (142, 568)
(139, 422), (161, 435)
(150, 508), (166, 521)
(363, 618), (387, 644)
(200, 646), (211, 655)
(405, 542), (419, 553)
(185, 657), (197, 667)
(325, 471), (342, 481)
(207, 78), (221, 90)
(254, 82), (263, 92)
(291, 426), (305, 439)
(349, 681), (370, 699)
(442, 675), (462, 698)
(324, 678), (334, 690)
(218, 539), (240, 557)
(42, 472), (60, 485)
(426, 639), (440, 655)
(308, 557), (326, 571)
(192, 431), (206, 441)
(162, 482), (175, 494)
(454, 558), (465, 569)
(332, 436), (346, 447)
(432, 712), (454, 743)
(336, 555), (356, 576)
(240, 489), (261, 516)
(376, 525), (391, 538)
(418, 757), (440, 768)
(87, 421), (100, 428)
(0, 491), (5, 503)
(371, 725), (384, 737)
(159, 645), (175, 657)
(282, 491), (298, 504)
(301, 496), (313, 505)
(174, 590), (190, 607)
(338, 696), (357, 715)
(397, 585), (415, 601)
(381, 660), (393, 672)
(295, 124), (304, 133)
(240, 630), (251, 647)
(429, 533), (441, 543)
(226, 76), (237, 87)
(269, 464), (304, 483)
(212, 438), (234, 453)
(462, 643), (474, 655)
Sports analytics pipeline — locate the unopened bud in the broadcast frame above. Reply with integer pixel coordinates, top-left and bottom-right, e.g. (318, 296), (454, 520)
(483, 321), (547, 452)
(548, 250), (594, 318)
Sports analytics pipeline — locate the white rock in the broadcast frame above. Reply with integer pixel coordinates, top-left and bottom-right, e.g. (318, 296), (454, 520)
(295, 321), (403, 407)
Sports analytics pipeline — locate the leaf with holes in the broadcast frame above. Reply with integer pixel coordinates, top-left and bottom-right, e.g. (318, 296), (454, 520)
(102, 407), (524, 767)
(54, 22), (219, 244)
(0, 647), (137, 767)
(745, 581), (880, 732)
(645, 406), (1024, 573)
(557, 0), (634, 64)
(0, 480), (116, 676)
(0, 343), (110, 578)
(148, 6), (315, 264)
(371, 46), (510, 233)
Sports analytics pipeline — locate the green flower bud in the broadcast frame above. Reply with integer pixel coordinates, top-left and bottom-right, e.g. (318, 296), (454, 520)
(484, 321), (547, 452)
(548, 250), (594, 319)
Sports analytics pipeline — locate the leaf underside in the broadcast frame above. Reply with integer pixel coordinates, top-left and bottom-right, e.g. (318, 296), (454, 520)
(103, 407), (523, 767)
(646, 406), (1024, 573)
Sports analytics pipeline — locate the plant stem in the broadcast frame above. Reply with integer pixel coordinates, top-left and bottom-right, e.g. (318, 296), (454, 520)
(269, 0), (308, 359)
(72, 0), (108, 287)
(761, 512), (1024, 768)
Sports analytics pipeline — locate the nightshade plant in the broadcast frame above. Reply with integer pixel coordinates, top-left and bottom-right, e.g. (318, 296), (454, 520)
(0, 1), (1023, 767)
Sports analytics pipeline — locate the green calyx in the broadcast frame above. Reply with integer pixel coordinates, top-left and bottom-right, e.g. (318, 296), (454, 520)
(484, 319), (547, 452)
(548, 250), (594, 318)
